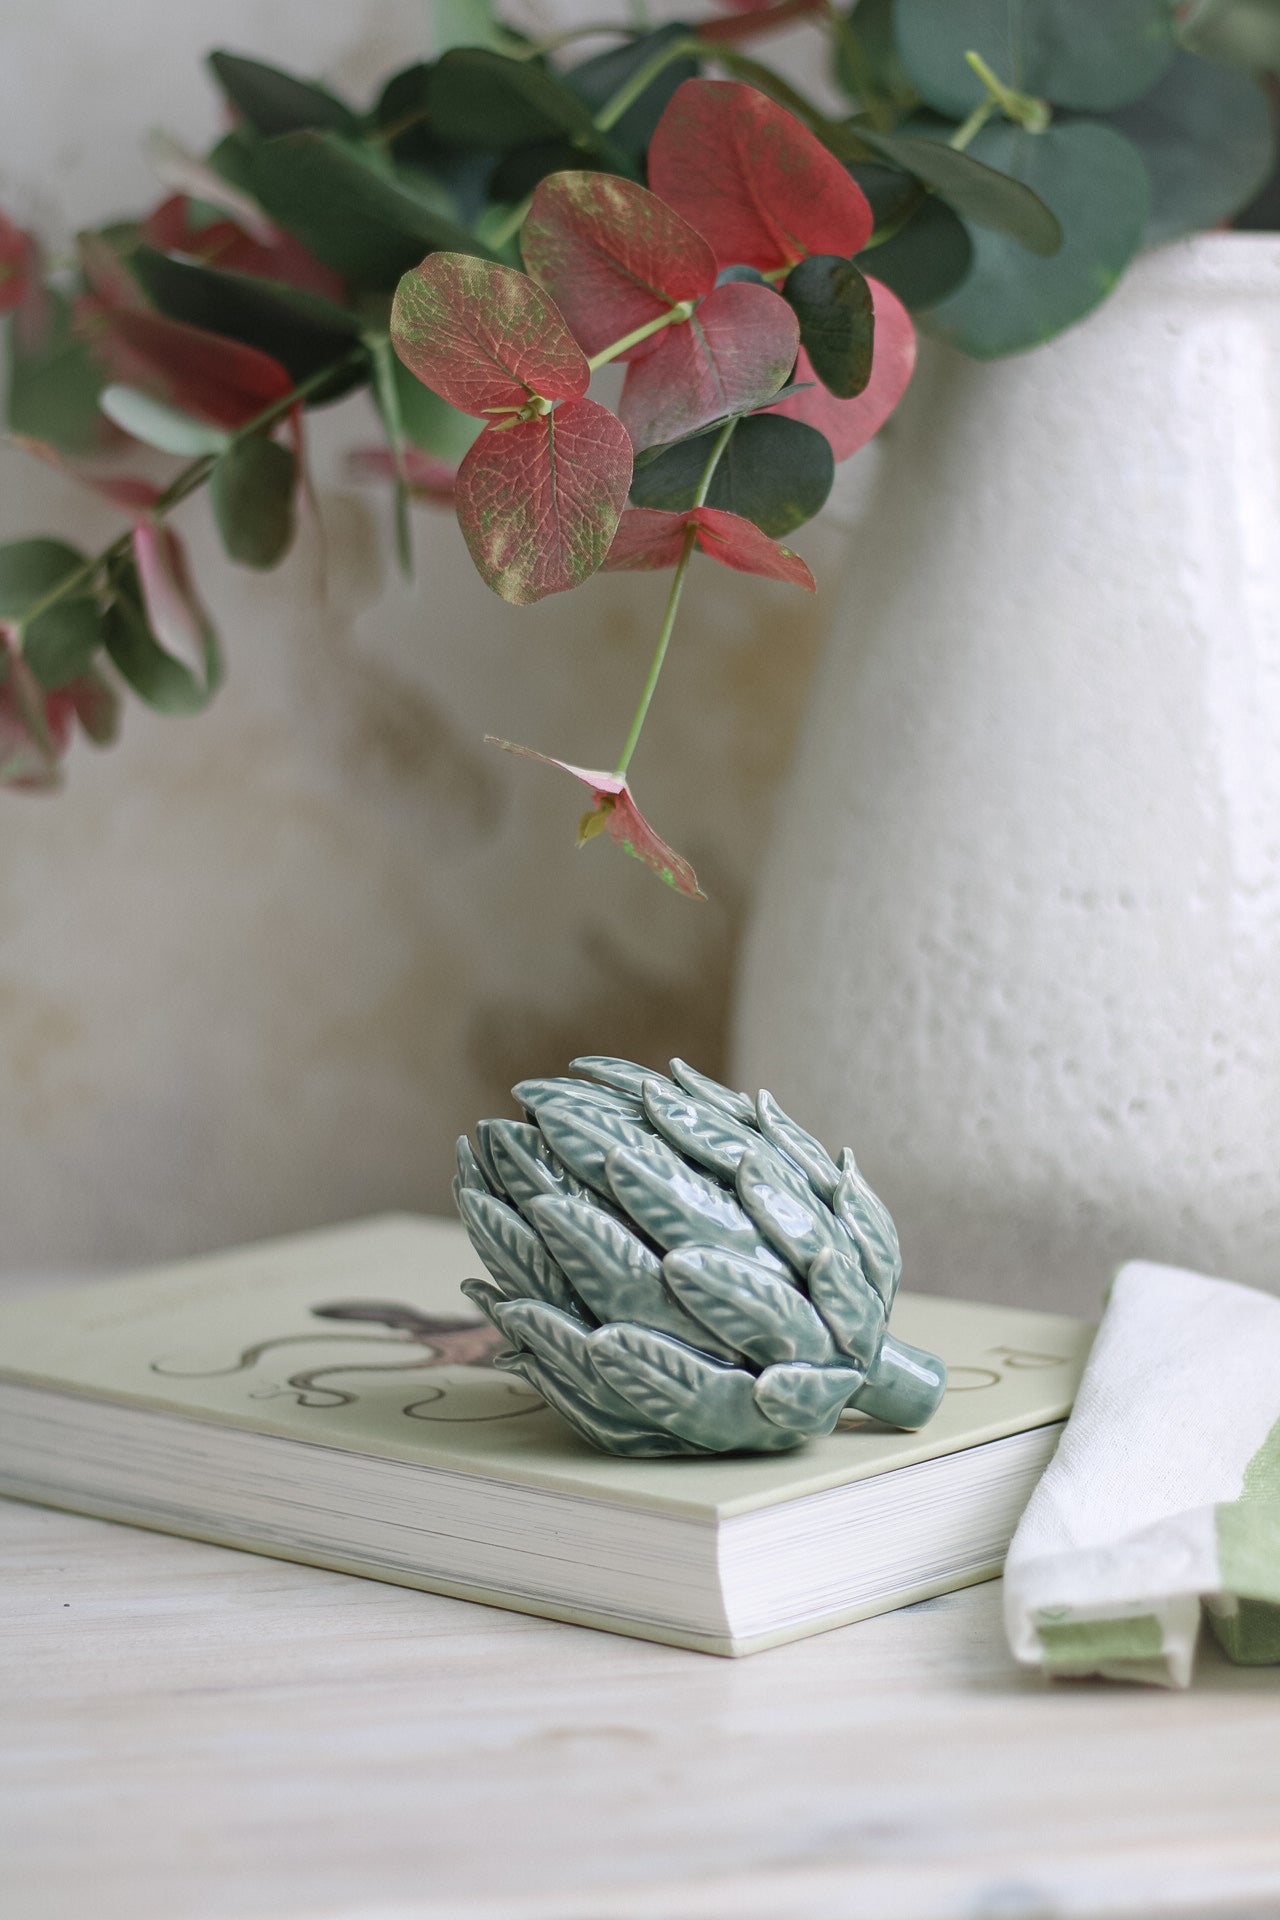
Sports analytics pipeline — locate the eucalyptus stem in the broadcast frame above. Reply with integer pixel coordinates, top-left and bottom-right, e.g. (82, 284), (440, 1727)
(592, 36), (702, 133)
(587, 300), (695, 372)
(12, 348), (365, 632)
(612, 414), (735, 780)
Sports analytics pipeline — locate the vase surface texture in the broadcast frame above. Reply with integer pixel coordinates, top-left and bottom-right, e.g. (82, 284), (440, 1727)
(735, 236), (1280, 1316)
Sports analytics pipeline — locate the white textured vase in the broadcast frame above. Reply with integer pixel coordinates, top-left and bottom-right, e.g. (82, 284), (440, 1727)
(734, 235), (1280, 1315)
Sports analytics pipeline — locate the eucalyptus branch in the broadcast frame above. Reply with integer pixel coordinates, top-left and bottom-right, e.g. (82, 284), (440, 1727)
(592, 36), (702, 133)
(586, 300), (696, 372)
(13, 349), (366, 632)
(613, 414), (736, 779)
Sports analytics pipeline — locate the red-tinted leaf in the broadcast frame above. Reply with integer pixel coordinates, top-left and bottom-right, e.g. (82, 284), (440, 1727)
(767, 275), (915, 460)
(603, 505), (814, 589)
(648, 79), (873, 273)
(0, 211), (37, 318)
(0, 632), (74, 790)
(132, 520), (216, 669)
(489, 738), (704, 898)
(79, 298), (293, 430)
(347, 445), (459, 506)
(521, 172), (716, 360)
(619, 280), (798, 451)
(141, 195), (345, 302)
(392, 253), (588, 420)
(456, 398), (632, 604)
(146, 133), (278, 245)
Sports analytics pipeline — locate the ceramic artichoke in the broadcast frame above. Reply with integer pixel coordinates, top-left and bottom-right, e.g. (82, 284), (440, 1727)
(454, 1056), (946, 1457)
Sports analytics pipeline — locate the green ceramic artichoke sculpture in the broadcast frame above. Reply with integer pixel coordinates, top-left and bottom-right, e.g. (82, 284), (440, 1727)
(454, 1056), (946, 1457)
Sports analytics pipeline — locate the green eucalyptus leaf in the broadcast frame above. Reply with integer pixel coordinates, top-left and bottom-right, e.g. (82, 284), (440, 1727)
(894, 0), (1177, 116)
(99, 386), (232, 457)
(920, 120), (1150, 357)
(433, 0), (506, 55)
(1103, 52), (1277, 247)
(858, 127), (1063, 254)
(207, 50), (361, 138)
(1176, 0), (1280, 69)
(565, 25), (700, 158)
(249, 131), (490, 287)
(783, 254), (875, 398)
(209, 436), (297, 570)
(103, 564), (224, 717)
(128, 248), (366, 398)
(859, 194), (973, 309)
(630, 415), (833, 538)
(846, 160), (925, 230)
(0, 539), (104, 691)
(832, 0), (922, 118)
(5, 289), (106, 453)
(429, 47), (604, 149)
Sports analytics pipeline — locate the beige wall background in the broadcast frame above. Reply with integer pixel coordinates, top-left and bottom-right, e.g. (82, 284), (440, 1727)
(0, 0), (872, 1266)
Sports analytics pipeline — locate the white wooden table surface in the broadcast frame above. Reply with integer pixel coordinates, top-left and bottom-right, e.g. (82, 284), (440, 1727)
(5, 1281), (1280, 1920)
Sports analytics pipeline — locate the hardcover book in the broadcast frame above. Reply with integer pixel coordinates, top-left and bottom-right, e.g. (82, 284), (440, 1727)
(0, 1214), (1093, 1655)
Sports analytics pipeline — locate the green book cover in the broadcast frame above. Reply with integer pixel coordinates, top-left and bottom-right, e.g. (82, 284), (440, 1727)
(0, 1214), (1094, 1652)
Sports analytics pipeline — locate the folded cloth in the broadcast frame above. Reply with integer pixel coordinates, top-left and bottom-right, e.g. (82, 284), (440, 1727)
(1004, 1260), (1280, 1688)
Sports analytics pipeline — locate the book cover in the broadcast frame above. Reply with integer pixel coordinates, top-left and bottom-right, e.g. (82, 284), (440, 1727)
(0, 1214), (1095, 1651)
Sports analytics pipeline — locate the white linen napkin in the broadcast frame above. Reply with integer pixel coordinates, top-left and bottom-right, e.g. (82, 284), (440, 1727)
(1004, 1259), (1280, 1687)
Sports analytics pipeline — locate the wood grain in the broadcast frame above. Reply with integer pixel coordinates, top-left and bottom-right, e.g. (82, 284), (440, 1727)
(4, 1293), (1280, 1919)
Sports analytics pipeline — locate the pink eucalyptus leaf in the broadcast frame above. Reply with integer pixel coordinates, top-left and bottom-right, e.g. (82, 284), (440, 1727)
(521, 172), (716, 360)
(145, 133), (278, 246)
(603, 505), (814, 589)
(619, 280), (798, 451)
(81, 299), (293, 430)
(0, 634), (73, 790)
(347, 445), (459, 506)
(0, 211), (37, 319)
(456, 399), (632, 604)
(391, 253), (588, 420)
(132, 520), (216, 669)
(767, 276), (915, 460)
(647, 80), (873, 273)
(141, 194), (346, 302)
(488, 738), (704, 898)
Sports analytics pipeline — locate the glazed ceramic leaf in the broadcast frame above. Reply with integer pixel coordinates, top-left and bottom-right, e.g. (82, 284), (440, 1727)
(641, 1079), (763, 1184)
(603, 506), (814, 590)
(455, 1187), (583, 1315)
(497, 1346), (689, 1456)
(920, 121), (1150, 358)
(392, 254), (589, 418)
(528, 1194), (725, 1353)
(630, 414), (834, 538)
(736, 1145), (851, 1275)
(483, 1119), (579, 1223)
(514, 1076), (645, 1122)
(492, 1298), (602, 1394)
(570, 1055), (681, 1101)
(456, 401), (632, 604)
(459, 1275), (514, 1321)
(533, 1096), (655, 1199)
(521, 173), (716, 360)
(753, 1360), (864, 1434)
(669, 1057), (756, 1126)
(647, 79), (873, 270)
(807, 1244), (886, 1368)
(833, 1148), (902, 1305)
(755, 1088), (841, 1203)
(619, 281), (798, 451)
(894, 0), (1175, 116)
(662, 1246), (838, 1366)
(207, 50), (361, 136)
(783, 255), (874, 398)
(606, 1138), (789, 1271)
(588, 1323), (792, 1451)
(1102, 53), (1276, 248)
(766, 277), (916, 461)
(455, 1135), (493, 1196)
(209, 436), (297, 570)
